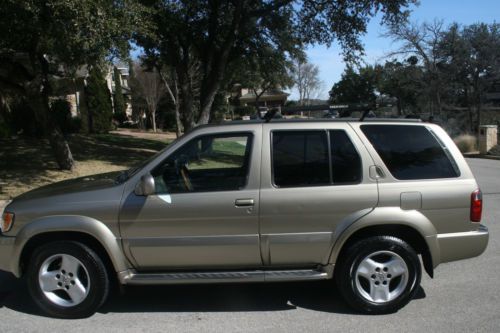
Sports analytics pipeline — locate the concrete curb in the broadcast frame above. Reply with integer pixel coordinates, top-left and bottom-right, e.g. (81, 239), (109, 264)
(464, 153), (500, 161)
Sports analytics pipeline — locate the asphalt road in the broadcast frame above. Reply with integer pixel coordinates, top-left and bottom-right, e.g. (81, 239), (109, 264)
(0, 158), (499, 332)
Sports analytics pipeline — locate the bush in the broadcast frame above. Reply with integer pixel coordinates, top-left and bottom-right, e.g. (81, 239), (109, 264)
(0, 117), (11, 138)
(453, 134), (477, 153)
(10, 99), (42, 137)
(233, 105), (255, 117)
(86, 67), (113, 133)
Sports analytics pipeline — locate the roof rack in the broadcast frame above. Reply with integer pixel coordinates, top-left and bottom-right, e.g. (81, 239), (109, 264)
(275, 103), (377, 121)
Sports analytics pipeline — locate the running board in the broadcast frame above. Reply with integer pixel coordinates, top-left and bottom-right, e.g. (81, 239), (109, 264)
(119, 268), (331, 285)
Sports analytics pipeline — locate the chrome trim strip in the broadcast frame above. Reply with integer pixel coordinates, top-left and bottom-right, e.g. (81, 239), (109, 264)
(436, 225), (489, 239)
(127, 235), (259, 247)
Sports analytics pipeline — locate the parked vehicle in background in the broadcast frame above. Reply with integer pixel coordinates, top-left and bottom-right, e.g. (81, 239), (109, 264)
(0, 118), (488, 318)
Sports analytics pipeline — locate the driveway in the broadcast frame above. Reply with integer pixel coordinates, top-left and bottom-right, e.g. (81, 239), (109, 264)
(0, 158), (499, 332)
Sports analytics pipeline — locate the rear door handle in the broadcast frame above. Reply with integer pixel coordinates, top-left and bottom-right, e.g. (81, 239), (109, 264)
(235, 199), (254, 207)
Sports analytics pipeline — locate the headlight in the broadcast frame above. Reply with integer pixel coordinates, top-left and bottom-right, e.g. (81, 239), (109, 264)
(1, 211), (15, 233)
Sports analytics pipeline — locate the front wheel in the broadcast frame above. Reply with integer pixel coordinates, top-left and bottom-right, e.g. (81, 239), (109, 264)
(335, 236), (422, 314)
(27, 241), (110, 318)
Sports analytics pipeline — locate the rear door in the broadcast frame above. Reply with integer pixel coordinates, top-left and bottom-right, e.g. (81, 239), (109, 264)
(259, 122), (379, 266)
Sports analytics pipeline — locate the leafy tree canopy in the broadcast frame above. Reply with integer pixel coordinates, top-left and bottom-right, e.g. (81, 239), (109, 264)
(136, 0), (416, 130)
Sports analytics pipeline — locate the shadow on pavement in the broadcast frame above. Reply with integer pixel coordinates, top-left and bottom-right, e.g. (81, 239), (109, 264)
(0, 270), (426, 317)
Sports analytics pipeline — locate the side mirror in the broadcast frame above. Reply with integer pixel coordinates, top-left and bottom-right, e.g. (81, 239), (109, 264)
(134, 173), (155, 196)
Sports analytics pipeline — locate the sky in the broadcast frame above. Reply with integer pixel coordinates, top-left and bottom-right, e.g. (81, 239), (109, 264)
(297, 0), (500, 100)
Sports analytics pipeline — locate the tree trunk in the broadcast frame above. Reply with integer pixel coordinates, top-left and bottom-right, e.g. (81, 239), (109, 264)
(27, 73), (74, 170)
(151, 109), (157, 132)
(41, 88), (74, 170)
(174, 104), (182, 137)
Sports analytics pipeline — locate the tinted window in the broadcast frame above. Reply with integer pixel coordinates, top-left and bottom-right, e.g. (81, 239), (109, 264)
(152, 133), (252, 193)
(361, 125), (459, 180)
(330, 130), (362, 184)
(272, 131), (330, 187)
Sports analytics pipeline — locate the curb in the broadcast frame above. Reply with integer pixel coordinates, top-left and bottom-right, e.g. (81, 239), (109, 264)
(464, 153), (500, 161)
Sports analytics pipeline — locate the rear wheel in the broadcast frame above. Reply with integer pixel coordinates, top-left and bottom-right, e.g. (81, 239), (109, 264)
(336, 236), (421, 314)
(27, 241), (109, 318)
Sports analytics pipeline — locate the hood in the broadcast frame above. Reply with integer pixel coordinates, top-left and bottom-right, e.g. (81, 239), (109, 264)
(15, 171), (123, 202)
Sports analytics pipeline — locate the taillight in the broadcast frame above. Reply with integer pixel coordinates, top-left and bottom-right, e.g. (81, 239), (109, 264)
(470, 189), (483, 223)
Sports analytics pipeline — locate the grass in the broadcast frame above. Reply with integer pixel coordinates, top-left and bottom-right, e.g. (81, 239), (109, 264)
(189, 140), (247, 169)
(0, 131), (171, 200)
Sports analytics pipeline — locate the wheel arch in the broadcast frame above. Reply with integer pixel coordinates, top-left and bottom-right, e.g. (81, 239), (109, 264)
(12, 215), (131, 278)
(329, 207), (440, 278)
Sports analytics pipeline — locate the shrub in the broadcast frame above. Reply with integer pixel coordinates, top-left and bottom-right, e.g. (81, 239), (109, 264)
(0, 116), (11, 138)
(86, 67), (113, 133)
(453, 134), (477, 153)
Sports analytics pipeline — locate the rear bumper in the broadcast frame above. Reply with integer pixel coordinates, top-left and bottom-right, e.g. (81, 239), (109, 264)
(437, 225), (489, 263)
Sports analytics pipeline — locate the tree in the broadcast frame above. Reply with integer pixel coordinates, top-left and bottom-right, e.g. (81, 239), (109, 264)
(86, 67), (113, 133)
(293, 60), (323, 105)
(136, 0), (415, 131)
(375, 57), (422, 115)
(231, 47), (294, 115)
(113, 66), (127, 123)
(329, 66), (377, 105)
(133, 64), (166, 132)
(0, 1), (138, 169)
(384, 20), (446, 115)
(438, 23), (500, 131)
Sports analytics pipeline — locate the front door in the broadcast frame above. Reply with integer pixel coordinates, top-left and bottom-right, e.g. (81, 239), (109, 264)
(119, 129), (262, 270)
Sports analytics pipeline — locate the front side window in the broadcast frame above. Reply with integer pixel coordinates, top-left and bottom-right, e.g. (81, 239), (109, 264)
(361, 125), (460, 180)
(152, 133), (252, 193)
(272, 130), (362, 187)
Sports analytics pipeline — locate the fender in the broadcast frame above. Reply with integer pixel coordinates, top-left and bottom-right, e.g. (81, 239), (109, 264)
(328, 207), (441, 268)
(10, 215), (131, 277)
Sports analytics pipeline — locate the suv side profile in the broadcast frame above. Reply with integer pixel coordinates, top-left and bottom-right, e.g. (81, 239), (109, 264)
(0, 119), (489, 318)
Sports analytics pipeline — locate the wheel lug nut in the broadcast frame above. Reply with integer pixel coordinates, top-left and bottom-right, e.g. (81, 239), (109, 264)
(383, 267), (388, 272)
(65, 285), (69, 290)
(383, 281), (387, 285)
(56, 274), (60, 279)
(387, 274), (392, 278)
(61, 270), (66, 274)
(371, 274), (376, 279)
(57, 282), (62, 287)
(375, 281), (380, 285)
(69, 273), (74, 277)
(71, 281), (75, 285)
(375, 268), (381, 272)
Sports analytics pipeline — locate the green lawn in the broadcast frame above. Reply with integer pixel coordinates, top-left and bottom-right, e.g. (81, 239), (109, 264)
(0, 133), (169, 199)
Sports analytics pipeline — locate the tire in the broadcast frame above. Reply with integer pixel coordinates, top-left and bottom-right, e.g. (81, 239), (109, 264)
(335, 236), (421, 314)
(27, 241), (110, 319)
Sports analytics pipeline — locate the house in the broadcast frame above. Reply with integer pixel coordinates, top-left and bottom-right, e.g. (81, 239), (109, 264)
(58, 63), (133, 120)
(105, 63), (133, 118)
(232, 85), (289, 109)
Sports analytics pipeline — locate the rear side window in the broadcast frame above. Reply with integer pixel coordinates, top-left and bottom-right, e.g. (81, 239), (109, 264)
(361, 125), (459, 180)
(272, 130), (362, 187)
(272, 131), (330, 187)
(330, 130), (362, 184)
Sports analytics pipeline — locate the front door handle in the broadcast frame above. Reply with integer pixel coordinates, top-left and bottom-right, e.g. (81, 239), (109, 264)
(235, 198), (254, 207)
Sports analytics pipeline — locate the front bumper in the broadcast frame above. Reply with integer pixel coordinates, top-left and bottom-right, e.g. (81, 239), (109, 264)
(0, 235), (16, 273)
(437, 224), (489, 263)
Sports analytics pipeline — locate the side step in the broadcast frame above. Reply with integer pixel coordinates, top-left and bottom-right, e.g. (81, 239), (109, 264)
(120, 268), (331, 285)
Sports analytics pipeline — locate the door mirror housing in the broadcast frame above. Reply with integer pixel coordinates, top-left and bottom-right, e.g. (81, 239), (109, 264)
(134, 173), (155, 196)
